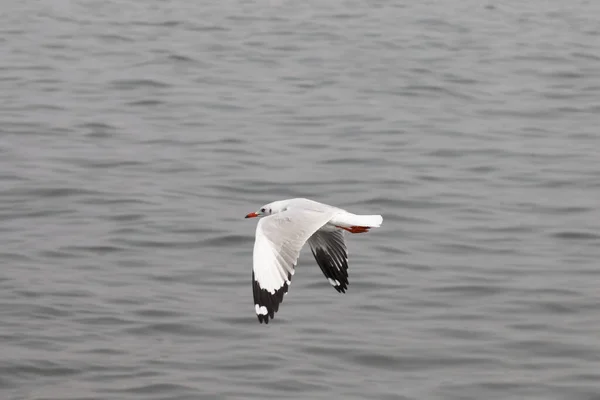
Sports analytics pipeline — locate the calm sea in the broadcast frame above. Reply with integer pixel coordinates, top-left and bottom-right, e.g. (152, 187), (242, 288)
(1, 1), (600, 399)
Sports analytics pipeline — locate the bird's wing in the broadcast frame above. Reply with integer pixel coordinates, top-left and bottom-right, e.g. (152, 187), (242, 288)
(307, 229), (349, 293)
(252, 207), (335, 323)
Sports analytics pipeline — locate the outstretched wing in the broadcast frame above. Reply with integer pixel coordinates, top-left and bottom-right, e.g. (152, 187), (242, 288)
(252, 208), (334, 323)
(308, 229), (349, 293)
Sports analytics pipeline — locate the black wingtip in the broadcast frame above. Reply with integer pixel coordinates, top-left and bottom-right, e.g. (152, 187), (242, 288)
(253, 270), (293, 325)
(311, 246), (349, 293)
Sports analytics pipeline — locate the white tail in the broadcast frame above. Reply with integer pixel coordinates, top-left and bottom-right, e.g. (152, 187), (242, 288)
(353, 214), (383, 228)
(332, 213), (383, 228)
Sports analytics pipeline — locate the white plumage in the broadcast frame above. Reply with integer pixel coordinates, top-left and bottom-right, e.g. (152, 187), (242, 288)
(245, 198), (383, 324)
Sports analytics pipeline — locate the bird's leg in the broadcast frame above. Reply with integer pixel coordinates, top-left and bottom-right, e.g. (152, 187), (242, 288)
(336, 226), (371, 234)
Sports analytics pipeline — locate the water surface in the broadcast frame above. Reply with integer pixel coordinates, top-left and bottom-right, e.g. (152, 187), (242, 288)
(2, 1), (600, 399)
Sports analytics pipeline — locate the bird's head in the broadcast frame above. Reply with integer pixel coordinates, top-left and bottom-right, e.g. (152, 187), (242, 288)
(245, 200), (287, 219)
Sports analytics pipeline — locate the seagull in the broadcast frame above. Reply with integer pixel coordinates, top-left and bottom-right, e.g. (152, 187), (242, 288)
(245, 198), (383, 323)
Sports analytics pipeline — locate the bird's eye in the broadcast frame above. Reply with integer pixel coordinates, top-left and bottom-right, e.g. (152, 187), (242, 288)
(260, 208), (265, 212)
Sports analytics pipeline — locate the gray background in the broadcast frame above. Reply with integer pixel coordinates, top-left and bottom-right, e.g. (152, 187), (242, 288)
(2, 1), (600, 399)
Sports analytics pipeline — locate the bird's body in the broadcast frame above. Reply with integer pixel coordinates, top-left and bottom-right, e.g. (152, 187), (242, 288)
(245, 198), (383, 323)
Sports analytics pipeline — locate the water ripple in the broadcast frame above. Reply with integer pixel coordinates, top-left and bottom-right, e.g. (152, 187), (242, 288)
(2, 1), (600, 399)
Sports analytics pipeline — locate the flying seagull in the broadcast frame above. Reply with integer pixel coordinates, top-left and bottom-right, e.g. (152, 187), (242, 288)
(245, 198), (383, 323)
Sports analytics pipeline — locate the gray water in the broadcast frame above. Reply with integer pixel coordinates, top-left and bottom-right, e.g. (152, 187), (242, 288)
(2, 1), (600, 399)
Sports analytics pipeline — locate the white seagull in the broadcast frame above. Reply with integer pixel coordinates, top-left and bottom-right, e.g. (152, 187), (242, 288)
(245, 198), (383, 323)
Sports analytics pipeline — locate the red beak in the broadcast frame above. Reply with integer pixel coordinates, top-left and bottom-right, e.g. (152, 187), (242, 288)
(245, 212), (259, 218)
